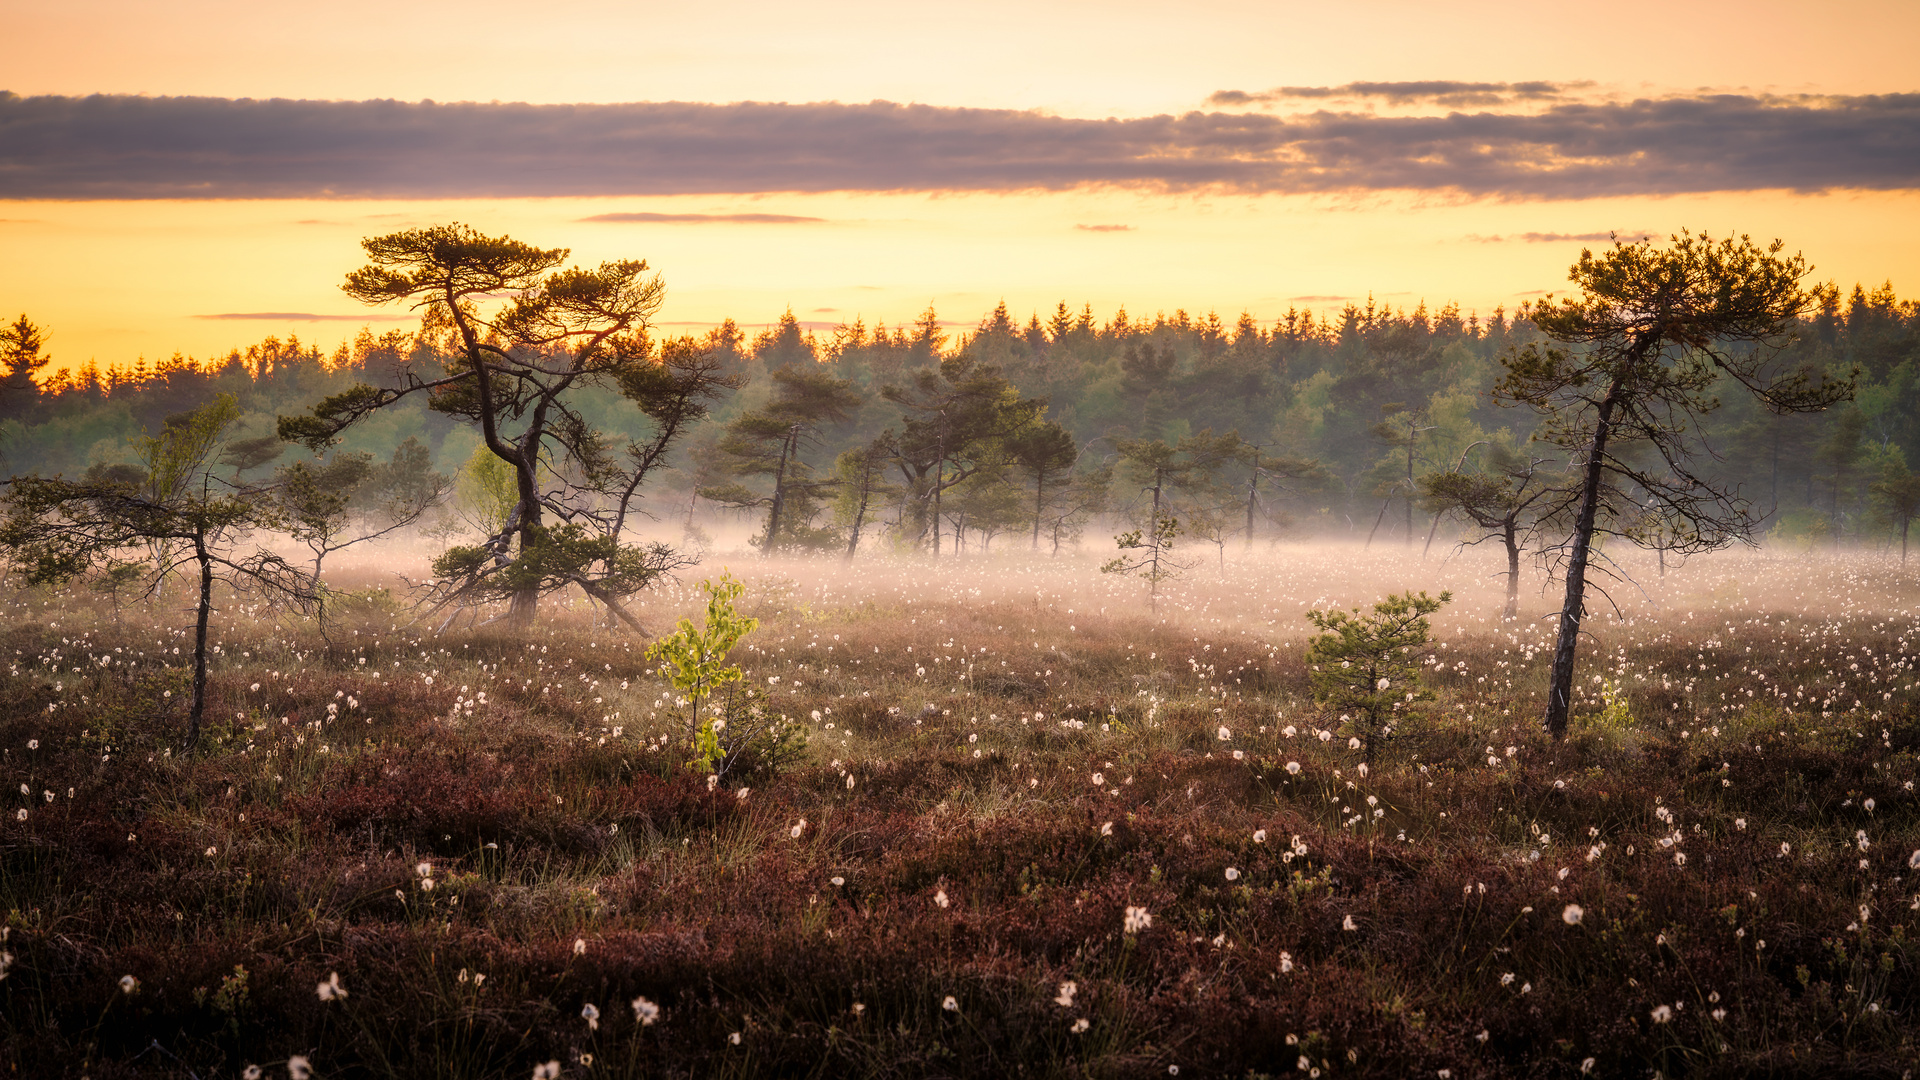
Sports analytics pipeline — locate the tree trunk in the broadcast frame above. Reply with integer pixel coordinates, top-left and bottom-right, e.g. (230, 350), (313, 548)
(1404, 437), (1415, 548)
(1147, 470), (1164, 609)
(1544, 384), (1621, 739)
(931, 459), (944, 557)
(1503, 522), (1520, 620)
(1421, 511), (1443, 558)
(844, 462), (872, 560)
(764, 426), (796, 555)
(572, 575), (651, 636)
(1363, 498), (1391, 550)
(1032, 471), (1046, 551)
(189, 529), (212, 750)
(1245, 472), (1258, 550)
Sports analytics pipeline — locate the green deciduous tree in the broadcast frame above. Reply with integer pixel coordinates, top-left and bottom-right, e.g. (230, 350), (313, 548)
(1305, 590), (1451, 763)
(646, 571), (765, 776)
(1497, 232), (1853, 738)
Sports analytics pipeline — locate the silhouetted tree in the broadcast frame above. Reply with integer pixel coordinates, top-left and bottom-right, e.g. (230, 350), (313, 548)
(1497, 232), (1853, 738)
(280, 224), (719, 632)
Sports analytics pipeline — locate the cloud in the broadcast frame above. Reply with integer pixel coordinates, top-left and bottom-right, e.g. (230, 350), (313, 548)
(195, 311), (413, 321)
(2, 91), (1915, 201)
(1210, 81), (1583, 109)
(1288, 295), (1353, 302)
(1468, 230), (1655, 243)
(582, 211), (825, 224)
(1075, 223), (1134, 232)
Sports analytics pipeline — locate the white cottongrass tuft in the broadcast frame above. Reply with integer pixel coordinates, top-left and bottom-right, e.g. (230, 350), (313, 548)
(1123, 905), (1152, 934)
(632, 995), (660, 1024)
(1562, 904), (1584, 926)
(316, 971), (347, 1001)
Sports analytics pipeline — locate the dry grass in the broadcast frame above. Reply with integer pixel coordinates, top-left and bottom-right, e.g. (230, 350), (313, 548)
(1, 543), (1917, 1078)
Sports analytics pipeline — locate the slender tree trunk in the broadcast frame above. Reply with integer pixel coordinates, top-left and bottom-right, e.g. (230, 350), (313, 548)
(1404, 438), (1415, 548)
(189, 529), (212, 750)
(931, 459), (943, 557)
(1422, 511), (1443, 558)
(1503, 522), (1520, 620)
(845, 461), (872, 560)
(1364, 498), (1391, 549)
(1147, 471), (1164, 609)
(764, 426), (796, 555)
(1545, 384), (1621, 740)
(1245, 470), (1258, 550)
(1903, 518), (1909, 566)
(1032, 471), (1046, 551)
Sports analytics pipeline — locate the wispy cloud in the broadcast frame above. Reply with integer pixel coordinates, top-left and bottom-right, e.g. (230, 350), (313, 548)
(195, 311), (413, 321)
(3, 92), (1914, 200)
(1075, 223), (1134, 232)
(1210, 81), (1586, 109)
(1467, 230), (1656, 243)
(1288, 294), (1354, 302)
(582, 211), (825, 224)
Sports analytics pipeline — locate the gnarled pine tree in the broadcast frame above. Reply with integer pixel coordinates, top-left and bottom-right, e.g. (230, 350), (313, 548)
(1498, 232), (1852, 738)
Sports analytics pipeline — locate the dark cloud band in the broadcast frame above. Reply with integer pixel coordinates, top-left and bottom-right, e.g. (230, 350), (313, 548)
(1, 91), (1915, 200)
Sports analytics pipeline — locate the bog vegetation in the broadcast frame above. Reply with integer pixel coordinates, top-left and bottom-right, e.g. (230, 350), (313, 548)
(0, 228), (1917, 1075)
(1, 551), (1917, 1077)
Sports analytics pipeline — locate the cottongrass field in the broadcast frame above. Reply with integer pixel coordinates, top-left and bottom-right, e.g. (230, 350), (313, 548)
(2, 543), (1918, 1079)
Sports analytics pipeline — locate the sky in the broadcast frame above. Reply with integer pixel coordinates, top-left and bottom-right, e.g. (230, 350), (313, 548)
(3, 0), (1918, 371)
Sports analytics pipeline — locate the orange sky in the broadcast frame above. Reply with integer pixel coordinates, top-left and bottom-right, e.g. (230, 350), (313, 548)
(4, 0), (1918, 370)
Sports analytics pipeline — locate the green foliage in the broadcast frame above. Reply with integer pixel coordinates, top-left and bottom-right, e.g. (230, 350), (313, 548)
(647, 571), (759, 769)
(453, 442), (518, 534)
(1304, 590), (1451, 761)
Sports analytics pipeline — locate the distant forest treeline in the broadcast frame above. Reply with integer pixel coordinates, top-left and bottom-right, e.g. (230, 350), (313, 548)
(1, 281), (1916, 551)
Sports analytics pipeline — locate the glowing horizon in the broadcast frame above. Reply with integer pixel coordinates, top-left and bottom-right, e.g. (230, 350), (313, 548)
(4, 0), (1918, 372)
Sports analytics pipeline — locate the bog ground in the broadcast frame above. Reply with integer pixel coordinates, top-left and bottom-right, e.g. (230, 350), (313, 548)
(2, 545), (1918, 1079)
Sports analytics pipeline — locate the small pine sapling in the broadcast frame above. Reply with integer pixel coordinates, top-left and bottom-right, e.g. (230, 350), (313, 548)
(1304, 590), (1451, 763)
(1101, 516), (1187, 607)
